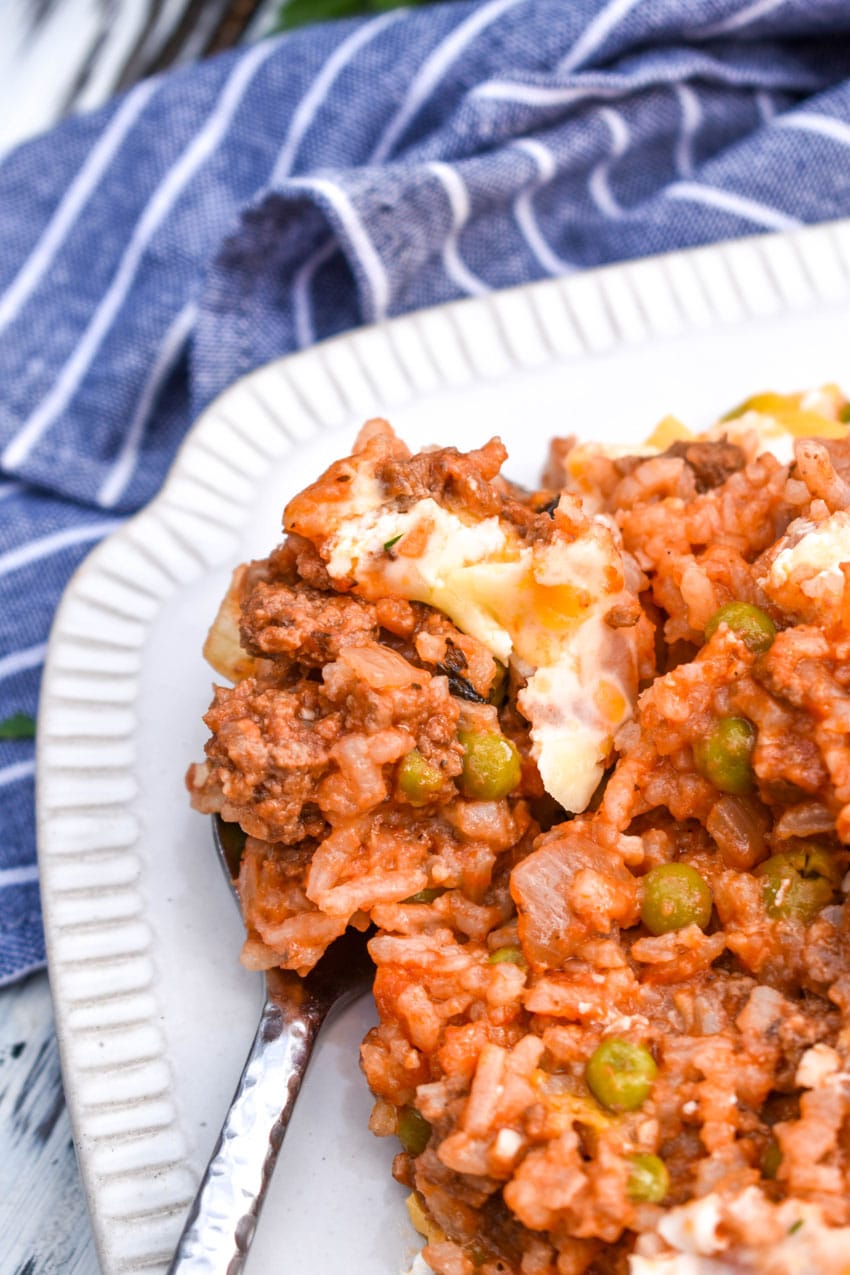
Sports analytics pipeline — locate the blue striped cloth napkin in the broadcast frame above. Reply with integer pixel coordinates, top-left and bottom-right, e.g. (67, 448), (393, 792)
(3, 0), (850, 984)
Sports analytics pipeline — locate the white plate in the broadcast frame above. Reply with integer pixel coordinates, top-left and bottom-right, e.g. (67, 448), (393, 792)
(38, 220), (850, 1275)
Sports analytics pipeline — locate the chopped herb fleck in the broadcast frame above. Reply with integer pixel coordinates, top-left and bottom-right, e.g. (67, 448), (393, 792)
(403, 888), (444, 904)
(276, 0), (432, 34)
(383, 534), (403, 551)
(438, 666), (487, 703)
(788, 1220), (804, 1236)
(0, 713), (35, 740)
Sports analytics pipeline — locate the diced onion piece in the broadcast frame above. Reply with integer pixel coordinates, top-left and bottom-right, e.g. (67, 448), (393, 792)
(203, 566), (257, 682)
(339, 642), (423, 689)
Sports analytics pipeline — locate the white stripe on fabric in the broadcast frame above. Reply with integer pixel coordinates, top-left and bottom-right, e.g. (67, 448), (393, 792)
(371, 0), (525, 164)
(428, 163), (489, 296)
(559, 0), (642, 73)
(97, 301), (198, 508)
(674, 84), (702, 179)
(691, 0), (789, 38)
(0, 643), (46, 683)
(0, 863), (39, 887)
(474, 75), (670, 109)
(3, 40), (276, 472)
(777, 112), (850, 149)
(756, 89), (777, 125)
(475, 81), (588, 106)
(270, 10), (404, 185)
(295, 0), (523, 342)
(589, 107), (629, 218)
(475, 62), (730, 111)
(0, 520), (121, 580)
(666, 182), (801, 231)
(294, 239), (338, 350)
(289, 175), (390, 323)
(0, 79), (159, 338)
(0, 760), (35, 791)
(512, 139), (575, 276)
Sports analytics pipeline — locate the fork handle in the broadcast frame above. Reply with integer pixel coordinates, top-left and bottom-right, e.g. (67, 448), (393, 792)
(167, 971), (330, 1275)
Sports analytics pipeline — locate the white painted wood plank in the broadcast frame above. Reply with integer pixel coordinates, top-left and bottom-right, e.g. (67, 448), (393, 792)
(0, 973), (98, 1274)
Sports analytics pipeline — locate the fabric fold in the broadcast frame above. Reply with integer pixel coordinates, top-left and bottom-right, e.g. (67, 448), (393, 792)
(4, 0), (850, 981)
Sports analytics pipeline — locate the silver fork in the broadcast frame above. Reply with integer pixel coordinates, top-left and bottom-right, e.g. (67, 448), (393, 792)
(168, 817), (373, 1274)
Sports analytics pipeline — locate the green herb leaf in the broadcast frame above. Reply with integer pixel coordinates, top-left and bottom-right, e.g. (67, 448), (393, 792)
(788, 1220), (804, 1236)
(0, 713), (36, 740)
(275, 0), (433, 32)
(383, 533), (403, 551)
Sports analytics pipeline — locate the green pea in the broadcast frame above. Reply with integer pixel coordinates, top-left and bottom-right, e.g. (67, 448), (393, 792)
(397, 1105), (431, 1156)
(705, 601), (776, 654)
(585, 1038), (657, 1113)
(693, 716), (756, 796)
(762, 1138), (782, 1179)
(627, 1153), (669, 1203)
(641, 863), (713, 936)
(755, 848), (841, 922)
(488, 946), (527, 967)
(398, 750), (443, 806)
(458, 730), (521, 801)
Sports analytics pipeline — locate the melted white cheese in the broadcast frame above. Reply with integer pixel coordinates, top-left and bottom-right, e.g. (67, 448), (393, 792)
(762, 510), (850, 622)
(795, 1043), (841, 1089)
(324, 496), (637, 813)
(712, 411), (797, 464)
(656, 1196), (726, 1257)
(405, 1255), (433, 1275)
(629, 1259), (732, 1275)
(770, 512), (850, 589)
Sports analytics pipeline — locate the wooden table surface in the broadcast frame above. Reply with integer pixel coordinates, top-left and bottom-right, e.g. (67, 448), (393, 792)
(0, 2), (279, 1269)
